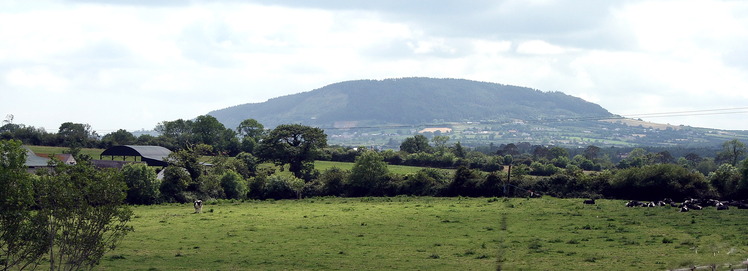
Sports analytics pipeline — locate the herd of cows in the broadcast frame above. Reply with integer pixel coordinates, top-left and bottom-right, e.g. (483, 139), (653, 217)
(583, 198), (748, 212)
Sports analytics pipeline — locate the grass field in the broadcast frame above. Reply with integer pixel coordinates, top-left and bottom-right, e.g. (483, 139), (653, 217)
(314, 160), (453, 175)
(25, 145), (105, 158)
(99, 197), (748, 270)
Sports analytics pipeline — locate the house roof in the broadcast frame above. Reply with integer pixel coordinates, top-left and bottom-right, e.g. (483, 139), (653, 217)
(100, 145), (172, 167)
(23, 147), (51, 167)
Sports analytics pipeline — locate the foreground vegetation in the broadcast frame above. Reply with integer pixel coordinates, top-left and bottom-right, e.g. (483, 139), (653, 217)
(100, 197), (748, 271)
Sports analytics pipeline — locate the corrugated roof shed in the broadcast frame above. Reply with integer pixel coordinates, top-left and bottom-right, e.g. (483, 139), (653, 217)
(100, 145), (172, 167)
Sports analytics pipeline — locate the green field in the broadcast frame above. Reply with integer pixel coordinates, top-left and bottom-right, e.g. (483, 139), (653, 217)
(314, 160), (453, 175)
(25, 145), (104, 158)
(99, 197), (748, 270)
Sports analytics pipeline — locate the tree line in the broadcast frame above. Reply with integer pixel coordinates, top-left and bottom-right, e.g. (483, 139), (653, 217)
(3, 116), (748, 204)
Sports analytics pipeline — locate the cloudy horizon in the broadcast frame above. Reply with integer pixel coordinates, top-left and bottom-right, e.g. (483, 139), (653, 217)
(3, 0), (748, 134)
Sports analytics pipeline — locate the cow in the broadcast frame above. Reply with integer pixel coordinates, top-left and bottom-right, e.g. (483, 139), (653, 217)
(583, 199), (596, 205)
(679, 206), (689, 212)
(194, 200), (203, 213)
(626, 200), (644, 207)
(716, 202), (729, 210)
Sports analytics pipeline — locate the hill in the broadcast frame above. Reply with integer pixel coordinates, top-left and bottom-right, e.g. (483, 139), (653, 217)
(210, 78), (612, 128)
(208, 78), (748, 148)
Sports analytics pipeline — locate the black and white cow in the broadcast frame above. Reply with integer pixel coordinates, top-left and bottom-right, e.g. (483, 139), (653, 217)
(194, 200), (203, 213)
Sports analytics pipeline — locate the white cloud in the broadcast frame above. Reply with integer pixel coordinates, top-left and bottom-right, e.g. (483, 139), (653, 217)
(2, 0), (748, 133)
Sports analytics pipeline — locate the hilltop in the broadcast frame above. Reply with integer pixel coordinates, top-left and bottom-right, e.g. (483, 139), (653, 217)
(208, 78), (748, 148)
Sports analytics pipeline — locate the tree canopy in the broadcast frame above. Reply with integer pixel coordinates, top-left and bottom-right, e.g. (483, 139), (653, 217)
(257, 124), (327, 179)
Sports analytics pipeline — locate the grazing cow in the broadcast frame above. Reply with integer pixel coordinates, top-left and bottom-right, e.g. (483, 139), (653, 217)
(679, 206), (689, 212)
(716, 203), (729, 210)
(626, 200), (644, 207)
(583, 199), (596, 205)
(194, 200), (203, 213)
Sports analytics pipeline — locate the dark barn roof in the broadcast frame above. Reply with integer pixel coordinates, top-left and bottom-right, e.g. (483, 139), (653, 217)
(100, 145), (172, 167)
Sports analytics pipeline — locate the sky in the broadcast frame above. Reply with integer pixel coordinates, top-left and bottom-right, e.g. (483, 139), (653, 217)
(2, 0), (748, 135)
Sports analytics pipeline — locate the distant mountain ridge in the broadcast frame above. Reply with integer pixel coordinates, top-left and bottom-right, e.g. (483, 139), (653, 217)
(208, 77), (614, 130)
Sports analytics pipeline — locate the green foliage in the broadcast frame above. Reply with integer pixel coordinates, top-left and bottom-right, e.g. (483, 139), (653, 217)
(166, 144), (212, 181)
(257, 124), (327, 180)
(159, 166), (192, 203)
(220, 170), (248, 200)
(708, 163), (742, 199)
(716, 139), (746, 166)
(400, 135), (432, 154)
(317, 166), (349, 196)
(445, 166), (483, 196)
(609, 164), (713, 200)
(348, 151), (390, 196)
(236, 118), (265, 140)
(529, 161), (560, 176)
(100, 129), (137, 149)
(264, 174), (297, 199)
(197, 173), (224, 200)
(35, 162), (133, 270)
(233, 152), (258, 179)
(400, 168), (450, 196)
(57, 122), (98, 148)
(1, 140), (46, 270)
(122, 163), (161, 205)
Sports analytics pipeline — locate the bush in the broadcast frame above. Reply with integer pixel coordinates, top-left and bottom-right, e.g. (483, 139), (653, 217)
(264, 175), (297, 199)
(122, 163), (161, 205)
(159, 166), (192, 203)
(608, 164), (714, 200)
(400, 168), (450, 196)
(221, 170), (248, 200)
(318, 167), (349, 196)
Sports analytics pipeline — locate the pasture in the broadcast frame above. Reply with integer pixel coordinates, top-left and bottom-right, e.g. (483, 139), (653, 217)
(100, 197), (748, 270)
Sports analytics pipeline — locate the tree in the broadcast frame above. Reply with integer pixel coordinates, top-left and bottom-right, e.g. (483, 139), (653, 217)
(318, 167), (349, 196)
(348, 151), (389, 196)
(236, 118), (265, 140)
(400, 135), (432, 154)
(717, 139), (746, 166)
(192, 115), (237, 154)
(1, 140), (46, 270)
(122, 163), (161, 205)
(708, 163), (742, 199)
(220, 170), (248, 200)
(166, 144), (212, 182)
(432, 135), (450, 151)
(583, 145), (601, 160)
(452, 141), (466, 158)
(100, 129), (137, 148)
(257, 124), (327, 179)
(58, 122), (96, 147)
(159, 166), (192, 203)
(548, 146), (569, 159)
(155, 119), (193, 149)
(33, 160), (132, 270)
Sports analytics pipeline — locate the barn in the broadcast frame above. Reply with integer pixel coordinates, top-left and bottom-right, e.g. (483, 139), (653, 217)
(99, 145), (172, 167)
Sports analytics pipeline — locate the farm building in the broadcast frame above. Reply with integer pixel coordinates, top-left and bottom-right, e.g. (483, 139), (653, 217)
(23, 147), (76, 172)
(99, 145), (172, 167)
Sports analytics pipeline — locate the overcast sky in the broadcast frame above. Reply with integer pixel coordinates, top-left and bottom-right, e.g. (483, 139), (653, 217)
(3, 0), (748, 134)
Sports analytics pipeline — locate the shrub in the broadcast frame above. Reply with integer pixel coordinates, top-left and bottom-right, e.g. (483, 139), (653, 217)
(220, 170), (248, 200)
(122, 163), (161, 205)
(159, 166), (191, 203)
